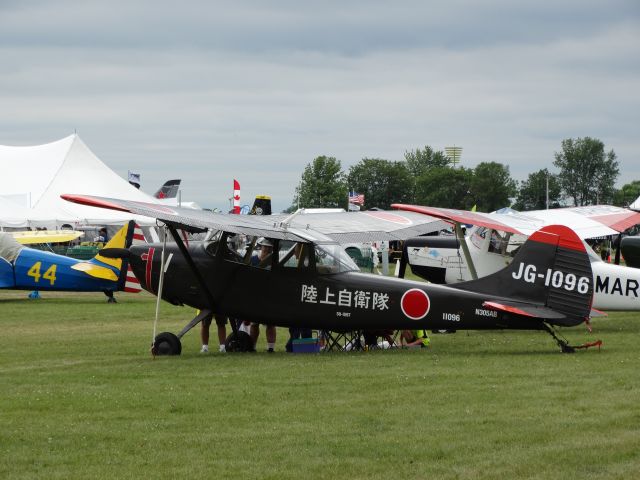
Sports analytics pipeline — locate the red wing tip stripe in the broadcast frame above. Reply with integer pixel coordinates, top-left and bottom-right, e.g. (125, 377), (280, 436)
(124, 287), (142, 293)
(530, 225), (585, 252)
(592, 212), (640, 232)
(61, 194), (132, 213)
(483, 301), (535, 317)
(391, 204), (523, 234)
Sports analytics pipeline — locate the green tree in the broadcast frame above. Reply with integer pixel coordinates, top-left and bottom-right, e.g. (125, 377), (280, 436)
(553, 137), (619, 206)
(294, 156), (347, 208)
(415, 167), (474, 209)
(469, 162), (517, 212)
(613, 180), (640, 207)
(347, 158), (412, 209)
(512, 168), (562, 210)
(404, 146), (450, 202)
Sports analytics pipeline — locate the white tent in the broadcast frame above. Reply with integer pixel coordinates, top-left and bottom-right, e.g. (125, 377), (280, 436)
(0, 134), (157, 228)
(0, 196), (74, 229)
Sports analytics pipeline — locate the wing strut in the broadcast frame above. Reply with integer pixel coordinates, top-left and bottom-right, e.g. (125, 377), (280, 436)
(455, 222), (478, 280)
(151, 225), (169, 356)
(166, 225), (237, 336)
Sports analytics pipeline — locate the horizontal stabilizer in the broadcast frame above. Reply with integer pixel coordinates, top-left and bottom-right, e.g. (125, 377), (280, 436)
(71, 262), (118, 281)
(483, 301), (566, 320)
(589, 308), (608, 318)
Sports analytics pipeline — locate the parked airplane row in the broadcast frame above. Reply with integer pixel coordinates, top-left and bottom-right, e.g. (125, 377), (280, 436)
(61, 193), (639, 354)
(6, 178), (640, 355)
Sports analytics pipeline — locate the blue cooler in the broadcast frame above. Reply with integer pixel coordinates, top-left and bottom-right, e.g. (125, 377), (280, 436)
(292, 337), (320, 353)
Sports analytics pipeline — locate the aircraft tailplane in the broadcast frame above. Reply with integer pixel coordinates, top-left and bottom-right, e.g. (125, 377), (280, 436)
(154, 179), (181, 199)
(83, 221), (141, 292)
(453, 225), (593, 326)
(250, 195), (272, 215)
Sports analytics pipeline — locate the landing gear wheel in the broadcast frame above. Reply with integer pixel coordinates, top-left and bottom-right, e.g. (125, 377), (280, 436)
(225, 331), (255, 352)
(152, 332), (182, 356)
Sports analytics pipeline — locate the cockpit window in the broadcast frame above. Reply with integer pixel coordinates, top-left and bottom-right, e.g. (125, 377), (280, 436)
(470, 226), (487, 249)
(278, 241), (311, 269)
(204, 230), (223, 256)
(314, 243), (359, 274)
(0, 233), (23, 263)
(488, 230), (509, 254)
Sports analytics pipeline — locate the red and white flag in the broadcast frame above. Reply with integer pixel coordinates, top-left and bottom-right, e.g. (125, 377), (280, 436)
(233, 179), (241, 214)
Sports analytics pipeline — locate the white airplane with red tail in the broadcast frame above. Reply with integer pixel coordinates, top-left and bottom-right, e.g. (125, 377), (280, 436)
(392, 204), (640, 311)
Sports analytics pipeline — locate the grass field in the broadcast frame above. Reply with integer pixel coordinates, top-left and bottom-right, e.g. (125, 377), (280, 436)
(1, 290), (639, 479)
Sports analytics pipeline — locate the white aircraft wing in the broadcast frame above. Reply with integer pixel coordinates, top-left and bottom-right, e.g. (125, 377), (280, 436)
(62, 195), (448, 243)
(392, 204), (640, 239)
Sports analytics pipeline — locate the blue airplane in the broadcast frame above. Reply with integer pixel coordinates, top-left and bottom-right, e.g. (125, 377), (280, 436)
(0, 221), (140, 301)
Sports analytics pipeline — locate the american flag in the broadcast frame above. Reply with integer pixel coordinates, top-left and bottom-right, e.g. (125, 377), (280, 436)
(348, 191), (365, 205)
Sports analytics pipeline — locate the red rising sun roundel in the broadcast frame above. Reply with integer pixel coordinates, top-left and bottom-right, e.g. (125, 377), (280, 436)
(401, 288), (430, 320)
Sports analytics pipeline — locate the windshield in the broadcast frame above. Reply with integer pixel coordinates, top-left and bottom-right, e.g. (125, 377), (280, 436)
(0, 233), (23, 263)
(204, 230), (223, 256)
(314, 243), (359, 274)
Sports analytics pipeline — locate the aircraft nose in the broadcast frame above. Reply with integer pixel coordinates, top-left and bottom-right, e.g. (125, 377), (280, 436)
(129, 245), (158, 293)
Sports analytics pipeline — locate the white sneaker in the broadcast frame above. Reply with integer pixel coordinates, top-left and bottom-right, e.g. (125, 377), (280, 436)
(200, 345), (209, 353)
(219, 345), (226, 353)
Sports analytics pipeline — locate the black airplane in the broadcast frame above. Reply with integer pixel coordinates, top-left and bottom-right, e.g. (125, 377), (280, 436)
(62, 194), (602, 354)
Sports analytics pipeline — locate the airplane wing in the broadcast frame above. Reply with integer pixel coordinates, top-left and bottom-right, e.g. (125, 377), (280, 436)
(62, 195), (449, 243)
(392, 204), (640, 239)
(11, 230), (84, 245)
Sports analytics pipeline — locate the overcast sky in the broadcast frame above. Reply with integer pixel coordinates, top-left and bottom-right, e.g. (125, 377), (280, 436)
(1, 1), (639, 212)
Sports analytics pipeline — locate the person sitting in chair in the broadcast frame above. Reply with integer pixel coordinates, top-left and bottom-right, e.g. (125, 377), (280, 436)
(400, 329), (430, 348)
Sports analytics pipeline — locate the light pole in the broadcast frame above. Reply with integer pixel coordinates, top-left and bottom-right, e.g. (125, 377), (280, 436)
(445, 146), (463, 168)
(444, 145), (462, 168)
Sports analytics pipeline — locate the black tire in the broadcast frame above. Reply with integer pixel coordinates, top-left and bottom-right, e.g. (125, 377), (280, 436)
(225, 331), (255, 352)
(153, 332), (182, 356)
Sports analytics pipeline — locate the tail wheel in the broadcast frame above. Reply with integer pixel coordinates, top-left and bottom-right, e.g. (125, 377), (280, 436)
(225, 331), (255, 352)
(152, 332), (182, 356)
